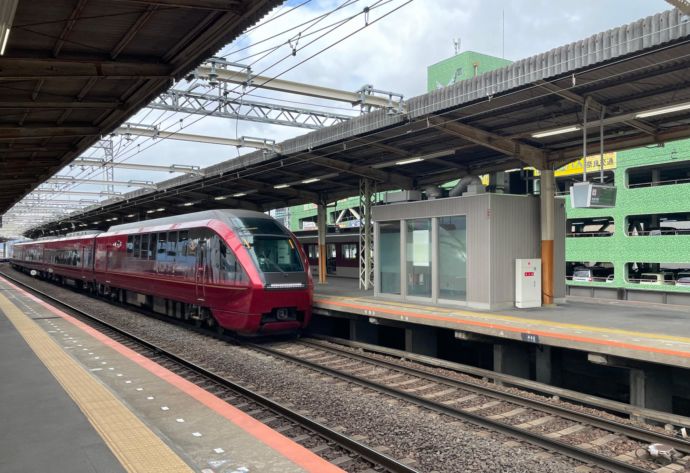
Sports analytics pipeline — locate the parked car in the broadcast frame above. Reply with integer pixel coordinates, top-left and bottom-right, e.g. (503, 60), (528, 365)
(676, 272), (690, 287)
(637, 272), (675, 285)
(572, 266), (612, 282)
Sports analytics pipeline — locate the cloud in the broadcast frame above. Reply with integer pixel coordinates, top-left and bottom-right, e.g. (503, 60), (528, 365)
(4, 0), (671, 235)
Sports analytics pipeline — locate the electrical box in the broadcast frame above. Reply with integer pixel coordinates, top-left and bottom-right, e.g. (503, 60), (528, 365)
(515, 259), (541, 308)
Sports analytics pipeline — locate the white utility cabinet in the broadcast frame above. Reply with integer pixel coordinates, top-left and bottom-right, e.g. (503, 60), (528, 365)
(515, 259), (541, 308)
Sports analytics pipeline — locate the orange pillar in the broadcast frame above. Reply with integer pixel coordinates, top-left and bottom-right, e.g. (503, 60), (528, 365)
(540, 170), (555, 305)
(317, 202), (327, 284)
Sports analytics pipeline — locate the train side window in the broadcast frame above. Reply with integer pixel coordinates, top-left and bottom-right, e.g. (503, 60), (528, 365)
(148, 233), (157, 260)
(133, 234), (141, 258)
(342, 243), (357, 259)
(157, 233), (167, 255)
(307, 245), (318, 259)
(328, 244), (336, 258)
(167, 232), (178, 257)
(219, 242), (246, 283)
(178, 230), (189, 256)
(141, 234), (149, 259)
(127, 235), (134, 254)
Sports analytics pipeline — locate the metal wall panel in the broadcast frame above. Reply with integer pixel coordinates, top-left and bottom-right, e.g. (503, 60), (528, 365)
(489, 195), (541, 307)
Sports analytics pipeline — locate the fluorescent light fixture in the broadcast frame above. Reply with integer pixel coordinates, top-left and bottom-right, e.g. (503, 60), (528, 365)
(126, 213), (136, 218)
(301, 178), (320, 184)
(232, 192), (246, 197)
(0, 1), (17, 56)
(634, 102), (690, 118)
(182, 202), (194, 207)
(214, 195), (227, 201)
(531, 125), (581, 138)
(92, 221), (100, 224)
(156, 207), (165, 211)
(274, 183), (290, 189)
(395, 157), (424, 166)
(146, 209), (156, 214)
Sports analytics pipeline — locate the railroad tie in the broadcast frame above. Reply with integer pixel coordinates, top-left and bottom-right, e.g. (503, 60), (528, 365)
(441, 394), (477, 405)
(421, 387), (457, 399)
(515, 415), (556, 429)
(545, 424), (587, 438)
(464, 400), (501, 412)
(487, 407), (526, 420)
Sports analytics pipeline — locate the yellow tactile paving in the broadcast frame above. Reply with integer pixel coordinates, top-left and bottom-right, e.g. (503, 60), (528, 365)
(0, 292), (194, 473)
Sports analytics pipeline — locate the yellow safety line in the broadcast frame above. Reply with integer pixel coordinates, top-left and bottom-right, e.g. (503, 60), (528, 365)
(316, 295), (690, 345)
(0, 293), (193, 473)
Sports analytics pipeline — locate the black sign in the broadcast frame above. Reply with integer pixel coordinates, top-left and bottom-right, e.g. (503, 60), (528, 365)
(521, 333), (540, 344)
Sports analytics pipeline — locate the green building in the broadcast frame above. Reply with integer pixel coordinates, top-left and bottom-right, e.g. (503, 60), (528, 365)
(427, 51), (512, 92)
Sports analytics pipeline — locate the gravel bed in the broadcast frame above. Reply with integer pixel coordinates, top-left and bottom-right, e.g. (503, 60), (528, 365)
(313, 339), (680, 436)
(3, 266), (586, 473)
(529, 418), (575, 435)
(503, 409), (552, 426)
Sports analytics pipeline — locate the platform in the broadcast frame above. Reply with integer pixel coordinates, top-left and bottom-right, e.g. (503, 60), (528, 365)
(0, 277), (344, 473)
(313, 278), (690, 369)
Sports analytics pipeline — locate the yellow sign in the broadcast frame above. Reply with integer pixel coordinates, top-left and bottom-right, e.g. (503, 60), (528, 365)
(555, 152), (617, 177)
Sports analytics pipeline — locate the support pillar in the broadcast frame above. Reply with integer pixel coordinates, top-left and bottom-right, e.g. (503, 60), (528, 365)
(359, 178), (374, 290)
(317, 201), (327, 285)
(494, 343), (530, 379)
(535, 346), (553, 384)
(630, 367), (673, 413)
(404, 326), (437, 357)
(540, 169), (555, 306)
(350, 318), (378, 344)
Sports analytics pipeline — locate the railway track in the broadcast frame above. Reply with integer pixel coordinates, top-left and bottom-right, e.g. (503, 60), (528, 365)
(0, 271), (418, 473)
(5, 266), (690, 472)
(250, 338), (690, 473)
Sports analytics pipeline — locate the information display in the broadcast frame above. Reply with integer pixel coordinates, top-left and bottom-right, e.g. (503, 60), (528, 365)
(570, 182), (617, 208)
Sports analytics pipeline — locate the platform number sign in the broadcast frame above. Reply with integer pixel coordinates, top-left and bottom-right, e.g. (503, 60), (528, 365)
(521, 333), (540, 344)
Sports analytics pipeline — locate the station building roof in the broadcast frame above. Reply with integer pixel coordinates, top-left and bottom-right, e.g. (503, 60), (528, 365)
(25, 8), (690, 238)
(0, 0), (282, 216)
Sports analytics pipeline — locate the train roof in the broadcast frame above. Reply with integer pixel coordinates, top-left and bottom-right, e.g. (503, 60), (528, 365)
(108, 209), (280, 233)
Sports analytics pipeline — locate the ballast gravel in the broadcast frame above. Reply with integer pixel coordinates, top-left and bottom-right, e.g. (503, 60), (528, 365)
(3, 267), (611, 472)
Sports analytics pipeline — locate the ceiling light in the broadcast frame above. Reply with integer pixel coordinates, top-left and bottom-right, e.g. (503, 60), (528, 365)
(232, 192), (246, 198)
(126, 213), (136, 218)
(634, 102), (690, 118)
(301, 178), (321, 184)
(0, 1), (17, 56)
(156, 207), (165, 212)
(146, 209), (155, 214)
(92, 221), (100, 224)
(395, 157), (424, 165)
(531, 125), (581, 138)
(182, 202), (194, 207)
(274, 183), (290, 189)
(214, 195), (227, 201)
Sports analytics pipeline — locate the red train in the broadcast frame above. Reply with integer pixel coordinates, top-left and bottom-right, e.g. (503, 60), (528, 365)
(11, 210), (313, 335)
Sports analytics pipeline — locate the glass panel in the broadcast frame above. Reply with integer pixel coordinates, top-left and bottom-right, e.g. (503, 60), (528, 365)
(245, 236), (304, 272)
(231, 217), (286, 236)
(379, 221), (401, 294)
(406, 219), (431, 297)
(438, 216), (467, 300)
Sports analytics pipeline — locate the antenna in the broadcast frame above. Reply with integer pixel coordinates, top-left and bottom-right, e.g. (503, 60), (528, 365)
(502, 10), (505, 58)
(453, 38), (461, 55)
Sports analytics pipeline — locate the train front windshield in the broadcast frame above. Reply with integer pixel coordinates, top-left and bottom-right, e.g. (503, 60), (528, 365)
(232, 217), (304, 273)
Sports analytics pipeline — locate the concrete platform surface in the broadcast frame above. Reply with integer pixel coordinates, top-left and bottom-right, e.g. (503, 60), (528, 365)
(314, 277), (690, 368)
(0, 276), (345, 473)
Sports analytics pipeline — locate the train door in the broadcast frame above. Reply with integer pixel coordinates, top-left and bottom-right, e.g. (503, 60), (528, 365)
(194, 233), (208, 302)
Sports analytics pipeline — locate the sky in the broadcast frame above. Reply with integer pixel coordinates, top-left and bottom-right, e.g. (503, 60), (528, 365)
(4, 0), (674, 235)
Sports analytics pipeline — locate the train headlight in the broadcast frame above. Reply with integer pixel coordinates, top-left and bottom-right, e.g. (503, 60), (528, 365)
(265, 282), (305, 289)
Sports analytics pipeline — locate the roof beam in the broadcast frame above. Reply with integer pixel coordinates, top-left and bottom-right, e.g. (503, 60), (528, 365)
(0, 125), (100, 140)
(428, 115), (547, 169)
(0, 100), (120, 109)
(535, 80), (656, 135)
(52, 0), (88, 58)
(196, 66), (399, 110)
(109, 0), (242, 11)
(110, 5), (158, 60)
(71, 158), (204, 175)
(115, 125), (277, 150)
(302, 152), (414, 189)
(0, 58), (172, 80)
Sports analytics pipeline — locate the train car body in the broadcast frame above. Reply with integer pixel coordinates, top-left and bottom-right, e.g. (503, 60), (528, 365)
(12, 210), (312, 335)
(296, 228), (359, 278)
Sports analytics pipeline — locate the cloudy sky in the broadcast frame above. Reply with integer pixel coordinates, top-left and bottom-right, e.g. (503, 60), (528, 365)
(9, 0), (673, 233)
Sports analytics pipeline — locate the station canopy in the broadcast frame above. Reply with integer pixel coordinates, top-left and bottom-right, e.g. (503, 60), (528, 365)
(22, 9), (690, 238)
(0, 0), (282, 217)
